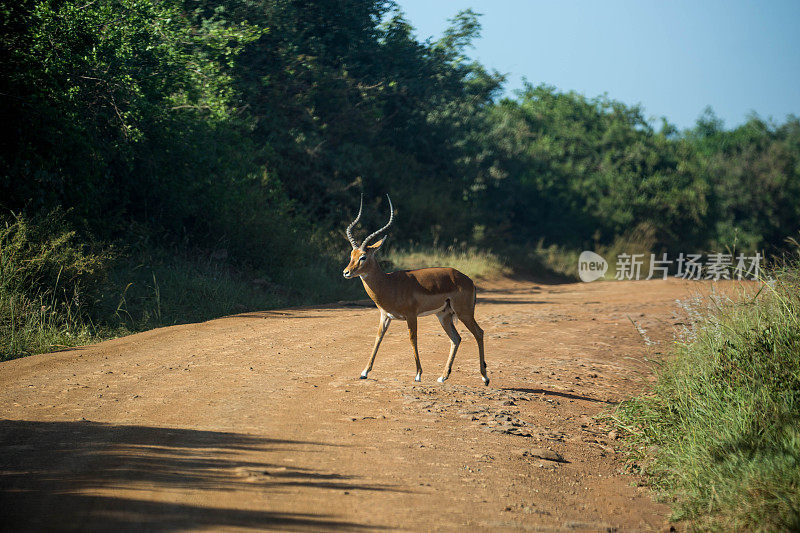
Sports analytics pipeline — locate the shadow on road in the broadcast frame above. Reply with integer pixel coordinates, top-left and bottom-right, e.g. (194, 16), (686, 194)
(231, 312), (331, 320)
(502, 387), (617, 405)
(477, 298), (548, 305)
(0, 420), (393, 532)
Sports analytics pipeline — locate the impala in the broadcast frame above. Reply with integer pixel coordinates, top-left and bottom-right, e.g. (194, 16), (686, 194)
(342, 195), (489, 385)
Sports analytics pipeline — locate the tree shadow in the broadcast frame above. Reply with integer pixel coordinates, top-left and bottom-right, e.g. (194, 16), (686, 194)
(230, 313), (330, 319)
(477, 298), (548, 305)
(228, 300), (376, 320)
(0, 420), (396, 531)
(501, 271), (579, 285)
(502, 387), (616, 405)
(477, 285), (545, 295)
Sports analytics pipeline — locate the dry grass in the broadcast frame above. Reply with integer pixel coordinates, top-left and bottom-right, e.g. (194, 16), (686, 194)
(384, 245), (509, 280)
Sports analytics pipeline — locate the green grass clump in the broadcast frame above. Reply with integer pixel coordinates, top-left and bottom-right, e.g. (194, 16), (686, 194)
(613, 265), (800, 531)
(0, 212), (110, 359)
(384, 244), (509, 280)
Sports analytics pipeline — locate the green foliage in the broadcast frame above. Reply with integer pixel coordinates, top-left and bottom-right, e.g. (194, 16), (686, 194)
(613, 263), (800, 530)
(478, 85), (710, 251)
(1, 0), (799, 360)
(688, 109), (800, 252)
(1, 0), (261, 232)
(225, 2), (504, 245)
(4, 0), (799, 262)
(0, 211), (108, 299)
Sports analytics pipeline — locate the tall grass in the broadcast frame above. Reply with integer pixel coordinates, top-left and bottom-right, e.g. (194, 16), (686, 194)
(502, 224), (659, 282)
(0, 212), (109, 359)
(612, 263), (800, 531)
(107, 250), (363, 330)
(504, 242), (580, 280)
(4, 212), (511, 360)
(1, 213), (362, 360)
(384, 244), (509, 279)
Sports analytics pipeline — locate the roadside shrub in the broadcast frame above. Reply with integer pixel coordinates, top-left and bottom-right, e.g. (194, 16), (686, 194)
(0, 211), (111, 359)
(613, 263), (800, 531)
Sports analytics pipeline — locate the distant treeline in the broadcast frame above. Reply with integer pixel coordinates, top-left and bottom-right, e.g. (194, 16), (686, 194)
(2, 0), (799, 267)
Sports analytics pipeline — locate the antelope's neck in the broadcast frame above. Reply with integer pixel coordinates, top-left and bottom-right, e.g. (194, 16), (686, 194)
(359, 265), (389, 304)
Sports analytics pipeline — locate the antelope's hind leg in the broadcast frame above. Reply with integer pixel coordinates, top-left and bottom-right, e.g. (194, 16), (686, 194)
(459, 314), (489, 386)
(361, 311), (391, 379)
(436, 308), (461, 383)
(406, 315), (423, 382)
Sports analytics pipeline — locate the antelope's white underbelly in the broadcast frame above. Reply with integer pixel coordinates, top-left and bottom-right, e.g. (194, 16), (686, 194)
(384, 301), (449, 321)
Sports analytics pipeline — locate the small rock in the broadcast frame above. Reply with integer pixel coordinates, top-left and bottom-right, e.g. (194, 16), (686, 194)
(522, 448), (568, 463)
(608, 430), (618, 440)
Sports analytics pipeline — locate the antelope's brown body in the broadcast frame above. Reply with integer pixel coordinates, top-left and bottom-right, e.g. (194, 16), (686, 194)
(360, 267), (475, 320)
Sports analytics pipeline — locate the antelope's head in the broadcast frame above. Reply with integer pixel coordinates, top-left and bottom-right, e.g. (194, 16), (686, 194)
(342, 194), (393, 279)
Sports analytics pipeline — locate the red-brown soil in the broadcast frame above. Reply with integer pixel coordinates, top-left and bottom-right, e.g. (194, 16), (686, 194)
(1, 278), (722, 531)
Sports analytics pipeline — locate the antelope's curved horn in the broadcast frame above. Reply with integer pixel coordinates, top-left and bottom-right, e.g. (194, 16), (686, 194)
(345, 194), (363, 248)
(360, 194), (394, 249)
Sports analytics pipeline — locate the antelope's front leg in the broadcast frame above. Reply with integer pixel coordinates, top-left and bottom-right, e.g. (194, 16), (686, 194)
(361, 311), (391, 379)
(406, 315), (422, 381)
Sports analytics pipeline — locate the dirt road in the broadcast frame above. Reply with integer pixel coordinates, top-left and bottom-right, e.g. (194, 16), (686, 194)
(1, 278), (711, 532)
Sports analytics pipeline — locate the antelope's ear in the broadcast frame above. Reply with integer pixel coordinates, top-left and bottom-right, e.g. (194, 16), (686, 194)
(367, 236), (387, 251)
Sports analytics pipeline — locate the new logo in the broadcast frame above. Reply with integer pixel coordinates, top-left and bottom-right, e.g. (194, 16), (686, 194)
(578, 251), (608, 282)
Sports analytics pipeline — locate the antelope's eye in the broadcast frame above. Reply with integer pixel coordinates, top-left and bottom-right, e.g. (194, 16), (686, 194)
(358, 256), (366, 263)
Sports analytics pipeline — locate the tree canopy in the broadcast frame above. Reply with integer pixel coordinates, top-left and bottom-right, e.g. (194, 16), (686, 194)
(2, 0), (798, 268)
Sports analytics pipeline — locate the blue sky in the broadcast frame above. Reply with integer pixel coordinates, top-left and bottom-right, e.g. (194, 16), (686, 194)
(394, 1), (800, 130)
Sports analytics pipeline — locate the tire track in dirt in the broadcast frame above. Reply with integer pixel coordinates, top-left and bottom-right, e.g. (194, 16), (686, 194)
(1, 278), (717, 531)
